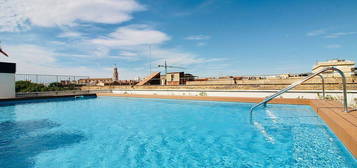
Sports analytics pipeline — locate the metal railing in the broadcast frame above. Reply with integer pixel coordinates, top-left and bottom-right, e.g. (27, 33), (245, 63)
(16, 74), (89, 84)
(317, 74), (325, 98)
(249, 67), (351, 124)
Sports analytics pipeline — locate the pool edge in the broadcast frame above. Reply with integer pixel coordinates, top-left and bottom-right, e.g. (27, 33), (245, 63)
(0, 93), (97, 102)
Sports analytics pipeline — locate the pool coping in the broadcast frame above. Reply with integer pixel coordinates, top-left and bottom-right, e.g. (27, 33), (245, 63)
(0, 93), (97, 102)
(97, 93), (357, 158)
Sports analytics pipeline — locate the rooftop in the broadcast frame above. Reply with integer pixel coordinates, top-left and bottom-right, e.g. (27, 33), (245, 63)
(313, 59), (355, 70)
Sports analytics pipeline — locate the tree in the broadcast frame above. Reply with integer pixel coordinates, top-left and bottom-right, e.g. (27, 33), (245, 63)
(15, 81), (79, 92)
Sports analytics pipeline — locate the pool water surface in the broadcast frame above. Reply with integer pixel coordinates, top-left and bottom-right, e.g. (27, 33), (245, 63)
(0, 97), (356, 167)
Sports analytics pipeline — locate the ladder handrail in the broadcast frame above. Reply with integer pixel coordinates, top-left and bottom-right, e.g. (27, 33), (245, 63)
(317, 74), (325, 99)
(250, 67), (348, 123)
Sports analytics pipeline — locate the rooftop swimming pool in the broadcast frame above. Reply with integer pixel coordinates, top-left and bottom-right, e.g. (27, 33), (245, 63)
(0, 96), (356, 167)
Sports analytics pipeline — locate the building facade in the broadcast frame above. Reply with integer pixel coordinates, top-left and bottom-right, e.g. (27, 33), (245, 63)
(312, 59), (356, 77)
(78, 78), (112, 86)
(0, 62), (16, 98)
(162, 72), (195, 85)
(78, 66), (123, 86)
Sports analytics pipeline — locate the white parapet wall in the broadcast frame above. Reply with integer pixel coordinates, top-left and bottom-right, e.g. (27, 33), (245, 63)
(112, 89), (357, 107)
(0, 62), (16, 99)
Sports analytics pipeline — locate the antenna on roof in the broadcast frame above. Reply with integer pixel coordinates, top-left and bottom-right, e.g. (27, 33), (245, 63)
(0, 41), (9, 57)
(157, 60), (185, 74)
(149, 44), (152, 74)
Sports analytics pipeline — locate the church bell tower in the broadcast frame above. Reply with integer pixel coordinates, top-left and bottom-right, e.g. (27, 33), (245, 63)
(112, 64), (119, 81)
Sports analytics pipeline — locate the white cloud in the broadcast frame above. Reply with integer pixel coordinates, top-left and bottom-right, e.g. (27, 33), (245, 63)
(58, 31), (82, 38)
(91, 25), (170, 47)
(149, 47), (222, 67)
(1, 45), (56, 65)
(306, 29), (326, 36)
(120, 51), (138, 57)
(0, 0), (224, 78)
(197, 42), (206, 46)
(50, 41), (67, 45)
(151, 49), (203, 66)
(0, 44), (111, 77)
(0, 0), (145, 32)
(92, 25), (170, 48)
(306, 29), (356, 38)
(0, 0), (30, 32)
(90, 26), (221, 71)
(324, 32), (356, 38)
(185, 35), (211, 40)
(92, 47), (110, 57)
(104, 51), (140, 61)
(325, 44), (341, 48)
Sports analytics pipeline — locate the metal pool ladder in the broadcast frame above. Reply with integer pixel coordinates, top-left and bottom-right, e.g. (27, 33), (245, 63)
(249, 66), (352, 124)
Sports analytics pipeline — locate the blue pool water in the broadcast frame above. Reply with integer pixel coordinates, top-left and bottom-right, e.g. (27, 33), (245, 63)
(0, 97), (356, 168)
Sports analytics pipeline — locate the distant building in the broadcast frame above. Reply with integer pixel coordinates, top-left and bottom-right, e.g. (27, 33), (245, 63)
(78, 78), (112, 86)
(274, 73), (310, 79)
(78, 66), (137, 86)
(162, 72), (195, 85)
(312, 59), (356, 77)
(60, 80), (75, 85)
(186, 77), (236, 85)
(165, 72), (183, 85)
(136, 72), (195, 86)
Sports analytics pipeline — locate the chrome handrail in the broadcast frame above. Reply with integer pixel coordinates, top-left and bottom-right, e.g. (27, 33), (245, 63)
(250, 67), (349, 124)
(317, 74), (325, 99)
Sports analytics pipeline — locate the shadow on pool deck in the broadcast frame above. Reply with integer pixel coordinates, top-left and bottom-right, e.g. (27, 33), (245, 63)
(0, 119), (85, 168)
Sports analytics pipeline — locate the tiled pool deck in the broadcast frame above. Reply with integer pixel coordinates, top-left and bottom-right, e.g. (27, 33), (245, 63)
(97, 93), (357, 158)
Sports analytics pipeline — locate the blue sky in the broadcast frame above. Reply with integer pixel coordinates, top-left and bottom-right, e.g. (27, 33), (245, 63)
(0, 0), (356, 79)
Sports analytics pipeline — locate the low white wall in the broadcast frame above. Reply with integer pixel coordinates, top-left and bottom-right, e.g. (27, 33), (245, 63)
(0, 73), (15, 98)
(112, 89), (357, 107)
